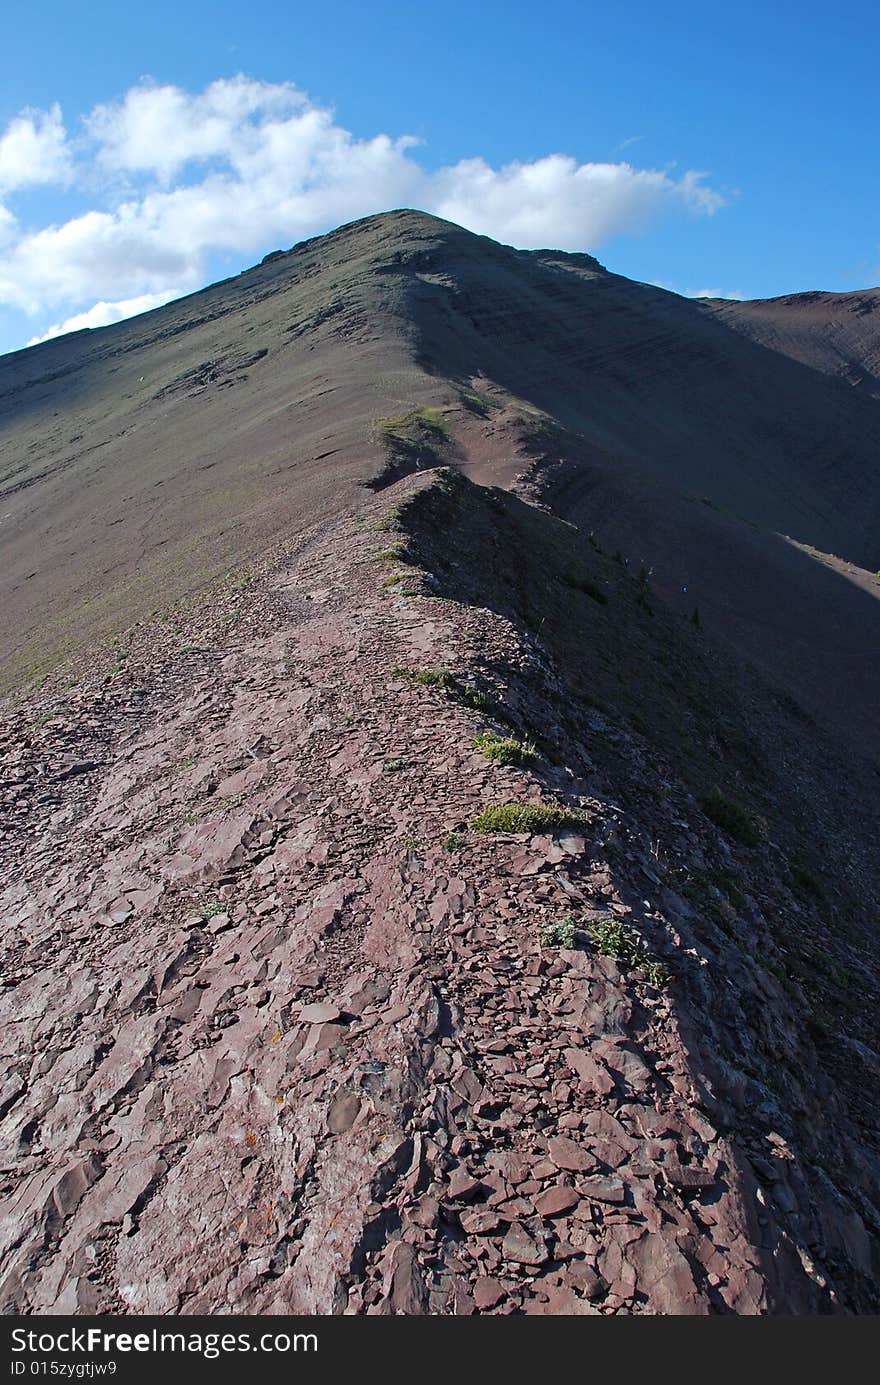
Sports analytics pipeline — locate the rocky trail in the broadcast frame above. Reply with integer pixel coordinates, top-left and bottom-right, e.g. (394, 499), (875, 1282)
(0, 471), (877, 1315)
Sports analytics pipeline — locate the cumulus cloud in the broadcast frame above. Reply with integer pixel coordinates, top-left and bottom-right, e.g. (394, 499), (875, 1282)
(0, 103), (71, 193)
(0, 77), (726, 341)
(26, 290), (180, 345)
(430, 154), (721, 251)
(86, 76), (311, 183)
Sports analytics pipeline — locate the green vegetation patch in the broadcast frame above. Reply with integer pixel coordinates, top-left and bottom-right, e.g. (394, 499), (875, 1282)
(810, 947), (855, 991)
(392, 666), (454, 689)
(588, 916), (669, 987)
(474, 732), (537, 766)
(471, 801), (590, 834)
(376, 405), (451, 443)
(391, 666), (501, 717)
(791, 863), (826, 899)
(195, 899), (226, 922)
(539, 917), (579, 949)
(758, 955), (798, 998)
(678, 867), (745, 929)
(699, 786), (766, 846)
(372, 541), (414, 563)
(562, 571), (608, 605)
(458, 389), (494, 417)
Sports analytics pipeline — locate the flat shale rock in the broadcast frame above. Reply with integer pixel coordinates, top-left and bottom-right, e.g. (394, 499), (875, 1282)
(0, 485), (873, 1318)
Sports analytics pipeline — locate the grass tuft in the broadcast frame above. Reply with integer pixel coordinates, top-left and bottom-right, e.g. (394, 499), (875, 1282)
(392, 666), (454, 689)
(699, 786), (766, 846)
(588, 917), (669, 987)
(392, 666), (501, 717)
(474, 732), (537, 766)
(471, 801), (589, 834)
(376, 405), (451, 443)
(562, 572), (608, 605)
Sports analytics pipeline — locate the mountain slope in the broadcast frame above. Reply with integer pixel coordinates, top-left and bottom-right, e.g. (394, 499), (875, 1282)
(2, 211), (880, 762)
(1, 212), (879, 1315)
(702, 288), (880, 401)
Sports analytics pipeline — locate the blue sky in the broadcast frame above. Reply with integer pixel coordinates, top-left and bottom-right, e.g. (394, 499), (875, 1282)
(0, 0), (877, 355)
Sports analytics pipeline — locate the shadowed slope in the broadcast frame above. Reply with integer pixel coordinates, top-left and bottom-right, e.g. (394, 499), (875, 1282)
(703, 288), (880, 401)
(3, 211), (880, 700)
(394, 226), (880, 567)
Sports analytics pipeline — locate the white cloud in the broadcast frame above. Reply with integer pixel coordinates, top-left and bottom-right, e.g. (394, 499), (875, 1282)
(649, 279), (746, 302)
(688, 287), (746, 300)
(0, 204), (16, 248)
(0, 78), (727, 342)
(26, 290), (179, 345)
(430, 154), (722, 251)
(0, 103), (70, 193)
(86, 76), (309, 183)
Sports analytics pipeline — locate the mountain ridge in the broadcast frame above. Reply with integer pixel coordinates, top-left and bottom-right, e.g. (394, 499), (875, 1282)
(1, 211), (879, 1314)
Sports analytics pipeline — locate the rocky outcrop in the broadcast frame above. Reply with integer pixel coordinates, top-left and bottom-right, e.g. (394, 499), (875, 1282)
(1, 471), (877, 1314)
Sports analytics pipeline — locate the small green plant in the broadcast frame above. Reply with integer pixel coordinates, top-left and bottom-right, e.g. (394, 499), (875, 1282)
(539, 917), (579, 948)
(196, 899), (225, 921)
(383, 757), (410, 773)
(759, 955), (798, 998)
(810, 947), (854, 990)
(373, 541), (417, 564)
(474, 732), (537, 766)
(471, 802), (590, 834)
(459, 389), (493, 417)
(458, 685), (496, 714)
(28, 708), (58, 731)
(445, 831), (466, 852)
(392, 666), (454, 689)
(699, 787), (766, 846)
(392, 666), (500, 716)
(581, 692), (607, 713)
(562, 572), (608, 605)
(678, 868), (745, 928)
(588, 917), (669, 986)
(635, 587), (654, 616)
(403, 836), (420, 851)
(791, 864), (825, 899)
(711, 870), (746, 910)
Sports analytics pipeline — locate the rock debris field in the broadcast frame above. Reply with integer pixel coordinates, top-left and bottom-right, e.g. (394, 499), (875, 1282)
(0, 472), (876, 1315)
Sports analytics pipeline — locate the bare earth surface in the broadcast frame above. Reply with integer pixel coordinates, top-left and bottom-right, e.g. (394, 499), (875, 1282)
(1, 213), (879, 1314)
